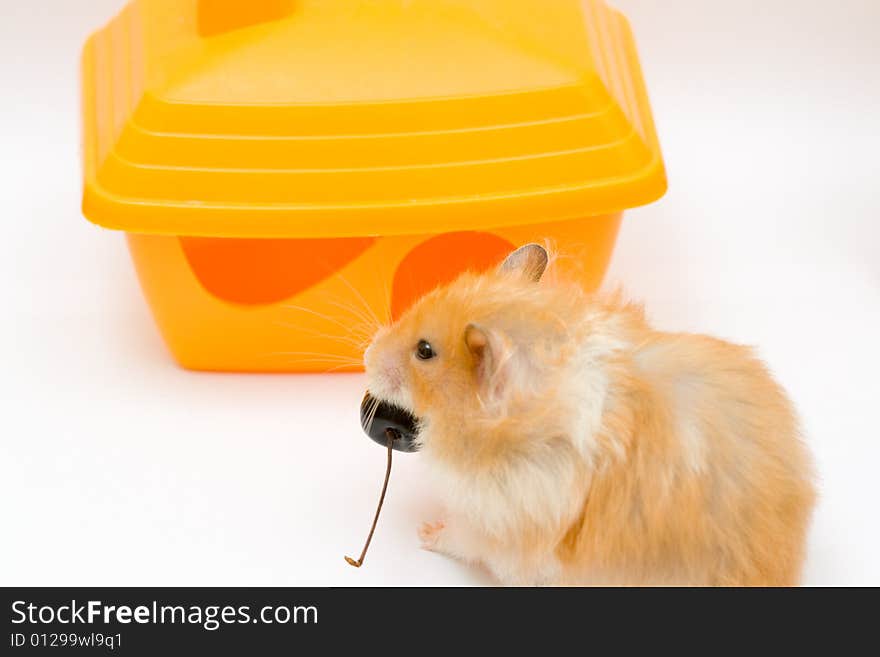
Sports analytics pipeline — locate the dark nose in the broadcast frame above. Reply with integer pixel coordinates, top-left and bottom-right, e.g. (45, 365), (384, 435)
(360, 392), (420, 452)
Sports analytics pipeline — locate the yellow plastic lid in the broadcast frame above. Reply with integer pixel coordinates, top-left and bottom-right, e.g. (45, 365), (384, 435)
(81, 0), (666, 238)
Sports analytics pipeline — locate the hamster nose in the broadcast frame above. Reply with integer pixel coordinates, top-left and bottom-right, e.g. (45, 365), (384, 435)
(360, 392), (420, 453)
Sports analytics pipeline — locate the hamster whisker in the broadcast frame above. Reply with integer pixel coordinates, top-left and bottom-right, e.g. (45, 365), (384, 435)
(309, 255), (383, 329)
(324, 295), (379, 326)
(267, 350), (364, 360)
(332, 270), (385, 329)
(364, 395), (381, 436)
(264, 351), (365, 367)
(322, 362), (365, 373)
(278, 303), (364, 334)
(324, 300), (382, 336)
(277, 302), (376, 347)
(272, 321), (371, 352)
(264, 358), (363, 372)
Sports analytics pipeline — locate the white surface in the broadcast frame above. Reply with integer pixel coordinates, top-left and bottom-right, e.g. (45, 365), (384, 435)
(1, 0), (878, 586)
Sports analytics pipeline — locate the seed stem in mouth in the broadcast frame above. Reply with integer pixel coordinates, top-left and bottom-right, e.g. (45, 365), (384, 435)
(345, 428), (395, 568)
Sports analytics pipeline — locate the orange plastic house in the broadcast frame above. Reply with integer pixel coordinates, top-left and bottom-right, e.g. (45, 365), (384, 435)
(81, 0), (666, 371)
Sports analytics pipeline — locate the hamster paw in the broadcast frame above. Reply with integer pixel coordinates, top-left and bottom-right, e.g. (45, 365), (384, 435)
(418, 520), (446, 551)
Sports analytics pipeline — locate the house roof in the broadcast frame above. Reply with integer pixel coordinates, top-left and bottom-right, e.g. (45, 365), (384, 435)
(82, 0), (666, 237)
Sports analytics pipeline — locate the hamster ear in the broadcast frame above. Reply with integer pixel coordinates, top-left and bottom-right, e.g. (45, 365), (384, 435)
(498, 243), (548, 282)
(464, 323), (514, 405)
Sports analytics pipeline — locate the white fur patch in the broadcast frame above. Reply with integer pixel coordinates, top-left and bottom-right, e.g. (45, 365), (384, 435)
(424, 436), (582, 539)
(634, 343), (707, 473)
(564, 316), (629, 459)
(677, 413), (707, 473)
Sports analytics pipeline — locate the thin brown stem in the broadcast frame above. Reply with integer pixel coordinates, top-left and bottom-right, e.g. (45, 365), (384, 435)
(345, 429), (395, 568)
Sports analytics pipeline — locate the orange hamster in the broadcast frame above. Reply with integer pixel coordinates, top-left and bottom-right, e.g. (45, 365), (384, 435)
(363, 244), (816, 585)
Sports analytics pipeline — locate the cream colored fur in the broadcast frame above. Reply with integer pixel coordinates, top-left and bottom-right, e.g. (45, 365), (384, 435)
(364, 245), (816, 586)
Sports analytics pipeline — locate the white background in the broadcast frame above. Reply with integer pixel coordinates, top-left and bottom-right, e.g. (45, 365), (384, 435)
(1, 0), (878, 586)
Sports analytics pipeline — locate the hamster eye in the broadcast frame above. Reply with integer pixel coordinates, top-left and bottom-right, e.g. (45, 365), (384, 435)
(415, 339), (436, 360)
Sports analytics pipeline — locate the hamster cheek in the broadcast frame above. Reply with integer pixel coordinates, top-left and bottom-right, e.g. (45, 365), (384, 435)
(368, 364), (403, 400)
(368, 357), (417, 412)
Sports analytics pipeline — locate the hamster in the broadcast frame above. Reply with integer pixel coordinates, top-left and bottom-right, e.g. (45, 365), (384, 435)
(363, 244), (816, 586)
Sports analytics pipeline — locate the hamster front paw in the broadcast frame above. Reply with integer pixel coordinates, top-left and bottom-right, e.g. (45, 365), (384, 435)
(418, 520), (446, 551)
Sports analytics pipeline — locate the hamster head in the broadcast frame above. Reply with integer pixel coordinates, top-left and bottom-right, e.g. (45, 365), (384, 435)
(363, 243), (587, 459)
